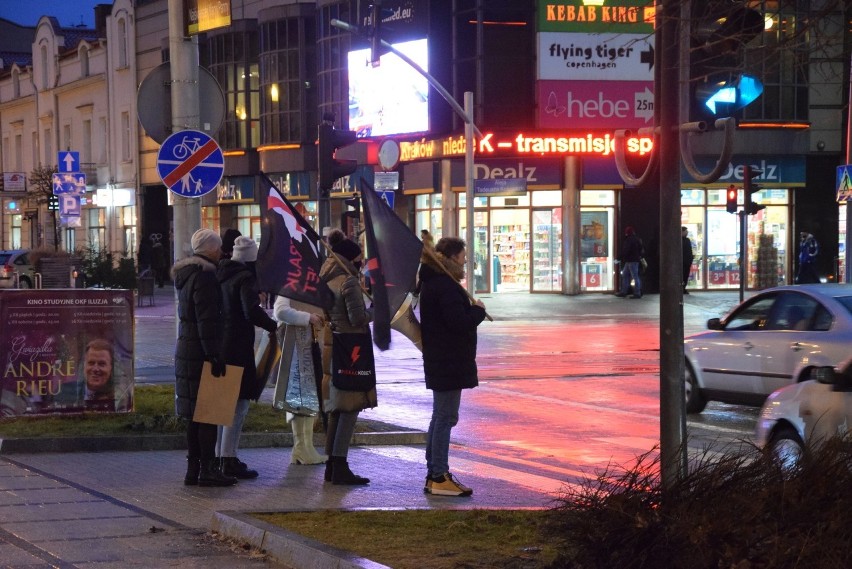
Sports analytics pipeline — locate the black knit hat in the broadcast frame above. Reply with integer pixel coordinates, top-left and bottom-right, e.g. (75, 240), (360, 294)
(332, 238), (362, 262)
(221, 228), (242, 255)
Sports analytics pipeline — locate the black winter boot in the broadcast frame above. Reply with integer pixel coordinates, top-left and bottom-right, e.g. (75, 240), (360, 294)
(324, 460), (333, 482)
(331, 456), (370, 485)
(184, 457), (201, 486)
(198, 459), (237, 487)
(222, 457), (259, 479)
(324, 413), (339, 483)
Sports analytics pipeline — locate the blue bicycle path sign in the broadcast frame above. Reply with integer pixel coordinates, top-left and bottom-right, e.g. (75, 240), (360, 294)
(156, 129), (224, 197)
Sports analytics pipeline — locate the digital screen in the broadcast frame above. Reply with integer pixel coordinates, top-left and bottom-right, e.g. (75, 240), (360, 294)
(348, 38), (429, 138)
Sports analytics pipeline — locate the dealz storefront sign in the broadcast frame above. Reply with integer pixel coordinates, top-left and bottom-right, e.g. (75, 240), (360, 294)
(0, 290), (134, 416)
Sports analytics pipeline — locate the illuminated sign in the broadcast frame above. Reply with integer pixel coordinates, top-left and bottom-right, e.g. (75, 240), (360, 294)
(398, 132), (654, 163)
(184, 0), (231, 36)
(539, 0), (656, 33)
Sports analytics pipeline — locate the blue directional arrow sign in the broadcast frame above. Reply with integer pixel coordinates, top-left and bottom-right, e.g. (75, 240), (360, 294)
(58, 151), (80, 173)
(52, 173), (87, 195)
(156, 129), (224, 198)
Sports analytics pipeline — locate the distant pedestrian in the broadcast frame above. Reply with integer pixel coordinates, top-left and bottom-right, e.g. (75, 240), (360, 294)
(421, 229), (435, 249)
(151, 235), (168, 287)
(319, 229), (375, 485)
(615, 226), (644, 299)
(216, 236), (278, 479)
(682, 226), (694, 294)
(138, 235), (152, 274)
(273, 295), (327, 466)
(795, 231), (819, 284)
(171, 228), (235, 487)
(419, 236), (486, 497)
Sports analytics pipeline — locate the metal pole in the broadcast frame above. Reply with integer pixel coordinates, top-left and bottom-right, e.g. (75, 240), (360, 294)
(168, 0), (201, 266)
(659, 0), (688, 488)
(845, 51), (852, 284)
(739, 210), (746, 302)
(464, 92), (475, 294)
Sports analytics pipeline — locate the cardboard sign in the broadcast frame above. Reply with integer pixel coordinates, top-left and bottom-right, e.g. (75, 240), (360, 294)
(192, 362), (242, 426)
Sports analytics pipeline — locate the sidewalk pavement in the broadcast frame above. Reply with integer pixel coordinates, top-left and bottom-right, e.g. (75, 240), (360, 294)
(0, 285), (744, 569)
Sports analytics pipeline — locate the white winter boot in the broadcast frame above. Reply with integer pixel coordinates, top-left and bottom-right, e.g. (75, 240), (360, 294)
(290, 415), (328, 465)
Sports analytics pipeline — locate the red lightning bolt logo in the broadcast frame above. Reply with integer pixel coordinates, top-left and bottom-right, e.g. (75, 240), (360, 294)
(350, 346), (361, 365)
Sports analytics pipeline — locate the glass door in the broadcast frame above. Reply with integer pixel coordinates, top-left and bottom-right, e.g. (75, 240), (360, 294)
(531, 208), (562, 292)
(491, 209), (530, 292)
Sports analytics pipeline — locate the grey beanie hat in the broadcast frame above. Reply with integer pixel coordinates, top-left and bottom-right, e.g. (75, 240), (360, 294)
(191, 228), (222, 256)
(231, 236), (258, 263)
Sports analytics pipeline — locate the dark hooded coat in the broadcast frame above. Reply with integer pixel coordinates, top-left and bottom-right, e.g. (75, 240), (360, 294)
(171, 255), (224, 418)
(217, 259), (277, 400)
(418, 255), (486, 392)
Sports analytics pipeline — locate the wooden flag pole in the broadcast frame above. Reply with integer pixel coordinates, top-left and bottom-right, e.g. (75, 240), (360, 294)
(422, 246), (493, 322)
(319, 238), (373, 301)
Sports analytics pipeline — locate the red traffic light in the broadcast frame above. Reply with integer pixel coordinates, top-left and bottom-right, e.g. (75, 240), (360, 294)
(318, 124), (358, 192)
(726, 185), (738, 214)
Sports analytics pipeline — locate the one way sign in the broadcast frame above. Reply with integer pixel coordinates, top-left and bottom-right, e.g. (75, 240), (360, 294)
(58, 151), (80, 173)
(837, 165), (852, 203)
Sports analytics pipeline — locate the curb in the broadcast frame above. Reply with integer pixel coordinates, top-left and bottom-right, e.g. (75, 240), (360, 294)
(0, 430), (426, 454)
(212, 511), (391, 569)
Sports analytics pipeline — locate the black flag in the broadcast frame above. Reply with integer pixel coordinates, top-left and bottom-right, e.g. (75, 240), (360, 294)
(256, 174), (334, 309)
(360, 179), (423, 350)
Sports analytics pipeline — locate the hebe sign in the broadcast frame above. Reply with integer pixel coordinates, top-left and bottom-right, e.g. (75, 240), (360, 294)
(538, 80), (654, 129)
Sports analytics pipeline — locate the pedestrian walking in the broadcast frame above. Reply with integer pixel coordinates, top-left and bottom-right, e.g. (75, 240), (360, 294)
(319, 229), (376, 485)
(419, 236), (486, 497)
(273, 295), (328, 466)
(171, 229), (235, 487)
(795, 231), (820, 284)
(215, 236), (278, 479)
(615, 226), (644, 299)
(682, 226), (694, 294)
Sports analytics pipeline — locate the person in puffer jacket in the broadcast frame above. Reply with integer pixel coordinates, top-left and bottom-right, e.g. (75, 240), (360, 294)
(319, 229), (376, 485)
(171, 228), (234, 488)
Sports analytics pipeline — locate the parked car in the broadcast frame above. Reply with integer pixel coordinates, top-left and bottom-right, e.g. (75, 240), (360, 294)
(0, 249), (34, 289)
(755, 360), (852, 469)
(684, 284), (852, 414)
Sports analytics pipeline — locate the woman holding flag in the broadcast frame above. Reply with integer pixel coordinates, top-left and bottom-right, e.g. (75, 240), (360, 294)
(318, 229), (376, 485)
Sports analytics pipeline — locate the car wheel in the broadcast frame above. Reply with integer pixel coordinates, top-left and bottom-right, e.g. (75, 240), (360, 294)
(768, 425), (804, 472)
(685, 361), (707, 414)
(18, 276), (32, 289)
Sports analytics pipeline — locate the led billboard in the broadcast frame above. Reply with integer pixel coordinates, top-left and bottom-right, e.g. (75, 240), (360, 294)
(348, 38), (429, 138)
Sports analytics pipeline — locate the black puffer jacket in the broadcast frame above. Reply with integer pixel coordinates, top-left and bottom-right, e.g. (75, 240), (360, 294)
(172, 255), (224, 419)
(217, 259), (277, 400)
(418, 259), (486, 392)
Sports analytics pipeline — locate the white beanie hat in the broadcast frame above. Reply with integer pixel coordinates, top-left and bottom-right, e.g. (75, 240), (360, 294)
(231, 236), (258, 263)
(191, 228), (222, 256)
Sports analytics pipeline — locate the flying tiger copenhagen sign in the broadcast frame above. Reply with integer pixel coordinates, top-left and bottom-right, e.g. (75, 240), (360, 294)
(397, 132), (653, 163)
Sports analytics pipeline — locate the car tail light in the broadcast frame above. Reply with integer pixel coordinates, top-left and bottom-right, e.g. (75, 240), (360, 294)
(0, 264), (12, 278)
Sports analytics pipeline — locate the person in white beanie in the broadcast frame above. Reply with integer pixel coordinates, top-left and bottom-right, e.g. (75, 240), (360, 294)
(215, 236), (278, 479)
(171, 228), (235, 487)
(273, 295), (327, 466)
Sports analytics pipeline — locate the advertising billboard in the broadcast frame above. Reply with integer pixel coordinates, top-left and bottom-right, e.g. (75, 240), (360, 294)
(348, 38), (429, 138)
(0, 290), (135, 416)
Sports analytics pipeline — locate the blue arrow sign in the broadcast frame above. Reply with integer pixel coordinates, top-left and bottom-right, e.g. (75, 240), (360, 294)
(52, 173), (87, 195)
(156, 130), (224, 198)
(58, 151), (80, 173)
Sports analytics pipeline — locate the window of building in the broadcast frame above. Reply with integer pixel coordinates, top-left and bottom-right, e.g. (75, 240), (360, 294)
(98, 117), (108, 164)
(80, 44), (89, 77)
(87, 208), (106, 250)
(236, 204), (261, 239)
(316, 2), (352, 129)
(202, 206), (220, 230)
(117, 18), (128, 68)
(119, 206), (136, 257)
(40, 45), (48, 90)
(10, 214), (22, 249)
(43, 128), (52, 166)
(82, 119), (92, 164)
(121, 112), (131, 161)
(64, 228), (76, 253)
(12, 68), (20, 98)
(14, 134), (22, 171)
(63, 124), (71, 151)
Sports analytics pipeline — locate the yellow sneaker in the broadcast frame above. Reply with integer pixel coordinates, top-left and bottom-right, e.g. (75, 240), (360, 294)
(427, 472), (472, 497)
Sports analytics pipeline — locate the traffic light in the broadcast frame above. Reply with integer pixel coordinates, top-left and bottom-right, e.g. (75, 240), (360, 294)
(318, 124), (357, 194)
(341, 194), (361, 237)
(744, 165), (765, 215)
(48, 195), (59, 211)
(691, 2), (765, 119)
(726, 185), (738, 214)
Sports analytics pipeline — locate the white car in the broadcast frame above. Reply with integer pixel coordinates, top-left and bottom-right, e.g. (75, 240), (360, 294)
(684, 284), (852, 414)
(755, 362), (852, 468)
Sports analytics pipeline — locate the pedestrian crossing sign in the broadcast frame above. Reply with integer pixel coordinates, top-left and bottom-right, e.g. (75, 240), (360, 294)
(838, 165), (852, 203)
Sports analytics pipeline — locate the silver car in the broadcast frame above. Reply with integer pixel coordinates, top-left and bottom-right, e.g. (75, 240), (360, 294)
(684, 284), (852, 414)
(0, 249), (34, 288)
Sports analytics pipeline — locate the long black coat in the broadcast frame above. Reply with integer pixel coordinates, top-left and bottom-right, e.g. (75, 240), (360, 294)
(418, 261), (486, 392)
(217, 260), (277, 400)
(172, 255), (224, 419)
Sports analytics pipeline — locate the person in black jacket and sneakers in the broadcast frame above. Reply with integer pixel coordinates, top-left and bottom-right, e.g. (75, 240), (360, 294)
(171, 228), (235, 487)
(615, 226), (644, 299)
(419, 237), (486, 496)
(216, 236), (278, 479)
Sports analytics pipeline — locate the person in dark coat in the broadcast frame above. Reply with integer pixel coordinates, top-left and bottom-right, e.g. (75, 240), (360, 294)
(681, 226), (694, 294)
(615, 226), (644, 299)
(215, 236), (277, 479)
(171, 228), (235, 487)
(419, 236), (486, 496)
(151, 236), (168, 287)
(319, 229), (375, 485)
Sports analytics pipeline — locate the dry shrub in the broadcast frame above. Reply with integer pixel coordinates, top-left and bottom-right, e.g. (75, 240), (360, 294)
(543, 437), (852, 569)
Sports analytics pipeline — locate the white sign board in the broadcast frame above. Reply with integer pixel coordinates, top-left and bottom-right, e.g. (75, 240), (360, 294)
(538, 32), (654, 81)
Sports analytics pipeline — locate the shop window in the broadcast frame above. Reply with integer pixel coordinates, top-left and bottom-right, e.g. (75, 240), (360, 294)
(87, 208), (106, 250)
